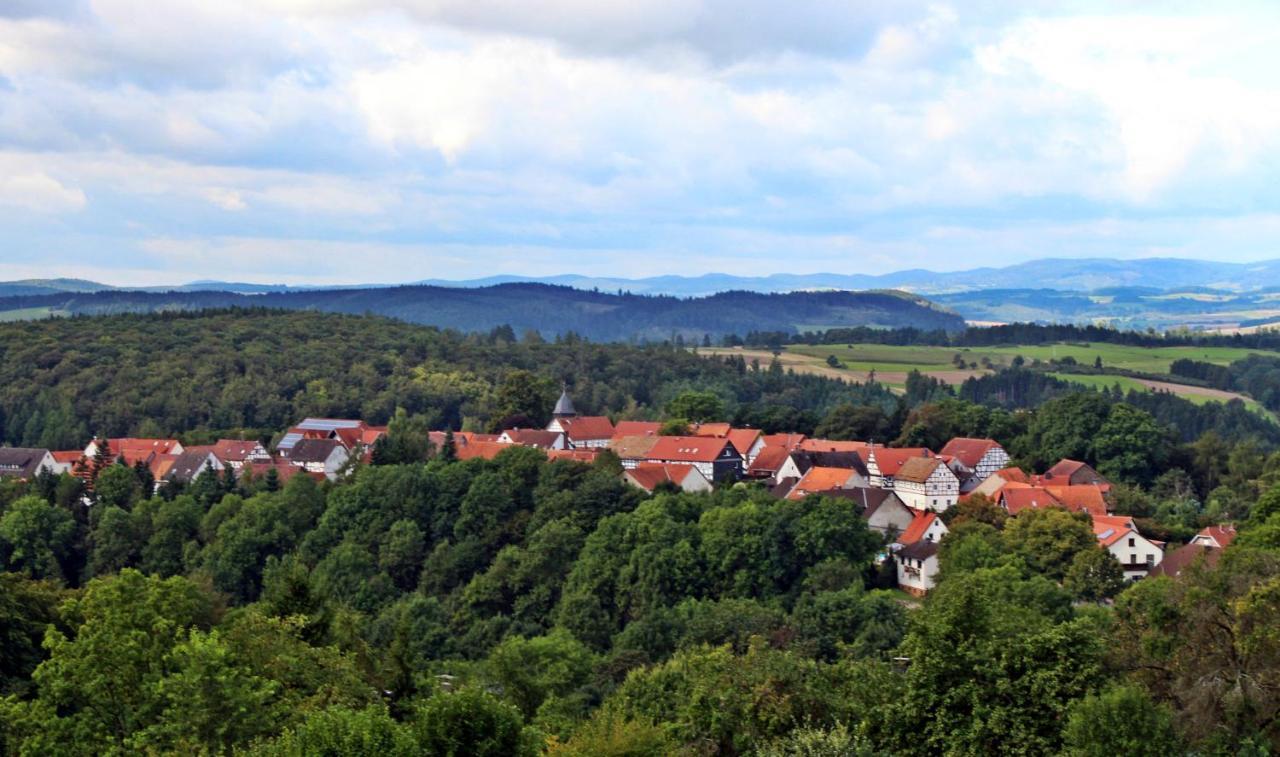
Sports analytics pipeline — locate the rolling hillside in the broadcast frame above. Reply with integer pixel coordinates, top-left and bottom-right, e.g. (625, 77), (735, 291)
(0, 283), (964, 341)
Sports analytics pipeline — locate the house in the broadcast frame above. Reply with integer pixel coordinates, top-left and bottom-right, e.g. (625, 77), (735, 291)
(208, 440), (271, 470)
(896, 541), (940, 597)
(286, 438), (350, 480)
(997, 484), (1064, 515)
(551, 417), (616, 450)
(1190, 524), (1236, 549)
(49, 450), (84, 475)
(1148, 544), (1222, 579)
(892, 508), (949, 595)
(0, 448), (57, 480)
(243, 461), (326, 486)
(892, 457), (960, 512)
(545, 448), (599, 463)
(726, 429), (765, 466)
(865, 447), (934, 489)
(276, 418), (368, 456)
(969, 466), (1031, 498)
(784, 466), (864, 500)
(858, 489), (915, 538)
(455, 441), (511, 462)
(84, 438), (184, 466)
(1092, 514), (1163, 580)
(745, 445), (792, 480)
(623, 463), (712, 494)
(898, 509), (949, 547)
(939, 438), (1010, 490)
(643, 436), (742, 482)
(1041, 485), (1109, 515)
(1044, 459), (1109, 488)
(775, 451), (868, 487)
(614, 420), (665, 438)
(161, 449), (225, 485)
(498, 428), (565, 449)
(608, 435), (662, 469)
(691, 422), (733, 438)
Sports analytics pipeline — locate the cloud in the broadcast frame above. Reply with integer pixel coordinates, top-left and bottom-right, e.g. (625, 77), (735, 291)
(0, 2), (1278, 284)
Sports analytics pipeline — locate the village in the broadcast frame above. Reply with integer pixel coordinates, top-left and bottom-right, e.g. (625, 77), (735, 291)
(0, 386), (1229, 598)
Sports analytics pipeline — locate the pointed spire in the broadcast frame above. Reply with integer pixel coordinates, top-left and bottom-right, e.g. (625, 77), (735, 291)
(553, 382), (576, 418)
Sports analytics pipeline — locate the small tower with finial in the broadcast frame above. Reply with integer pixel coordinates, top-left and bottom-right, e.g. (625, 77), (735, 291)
(553, 382), (577, 419)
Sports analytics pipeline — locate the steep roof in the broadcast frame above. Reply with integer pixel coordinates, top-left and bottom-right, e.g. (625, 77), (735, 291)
(553, 389), (576, 417)
(726, 429), (762, 455)
(289, 438), (345, 464)
(51, 450), (84, 464)
(1149, 544), (1222, 578)
(211, 440), (266, 462)
(900, 510), (941, 545)
(613, 421), (662, 438)
(895, 456), (946, 484)
(870, 447), (933, 476)
(164, 450), (220, 483)
(999, 484), (1063, 515)
(807, 451), (868, 475)
(625, 463), (700, 492)
(1193, 525), (1237, 549)
(1091, 514), (1139, 548)
(858, 488), (908, 516)
(1042, 485), (1109, 515)
(746, 445), (791, 476)
(455, 441), (510, 461)
(608, 434), (661, 460)
(897, 540), (939, 561)
(647, 436), (738, 464)
(692, 422), (733, 437)
(939, 438), (1003, 469)
(786, 467), (858, 500)
(1045, 459), (1108, 485)
(559, 416), (616, 441)
(0, 447), (52, 479)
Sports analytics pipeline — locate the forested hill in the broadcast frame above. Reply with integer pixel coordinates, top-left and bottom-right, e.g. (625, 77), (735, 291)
(0, 283), (963, 341)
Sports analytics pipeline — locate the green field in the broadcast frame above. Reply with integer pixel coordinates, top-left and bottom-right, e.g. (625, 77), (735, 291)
(788, 342), (1263, 374)
(0, 307), (63, 322)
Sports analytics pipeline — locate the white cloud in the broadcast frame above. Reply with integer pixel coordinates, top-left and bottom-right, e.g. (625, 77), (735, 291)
(0, 170), (85, 213)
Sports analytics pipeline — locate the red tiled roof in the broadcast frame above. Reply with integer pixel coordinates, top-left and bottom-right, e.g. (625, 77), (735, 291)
(608, 435), (661, 460)
(560, 416), (616, 441)
(762, 433), (806, 451)
(870, 447), (933, 476)
(998, 484), (1062, 515)
(500, 428), (563, 448)
(692, 422), (732, 437)
(747, 445), (791, 476)
(900, 510), (939, 545)
(726, 429), (762, 456)
(456, 432), (500, 444)
(626, 463), (699, 492)
(244, 461), (326, 484)
(546, 449), (598, 463)
(613, 421), (662, 438)
(51, 450), (84, 464)
(1193, 524), (1237, 548)
(799, 439), (870, 454)
(785, 466), (857, 500)
(993, 467), (1031, 484)
(455, 441), (510, 461)
(1149, 544), (1222, 578)
(1091, 514), (1138, 548)
(939, 438), (1002, 469)
(1042, 485), (1109, 515)
(211, 439), (265, 461)
(646, 436), (737, 464)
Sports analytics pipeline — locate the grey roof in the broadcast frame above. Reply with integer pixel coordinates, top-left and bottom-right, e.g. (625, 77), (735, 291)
(165, 451), (219, 483)
(0, 447), (52, 479)
(288, 438), (344, 464)
(553, 389), (576, 417)
(897, 540), (939, 561)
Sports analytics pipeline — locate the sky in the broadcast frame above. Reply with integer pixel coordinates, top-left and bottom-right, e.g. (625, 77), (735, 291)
(2, 1), (1280, 286)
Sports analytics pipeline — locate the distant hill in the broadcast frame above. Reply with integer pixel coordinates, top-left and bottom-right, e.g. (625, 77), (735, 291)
(0, 283), (964, 340)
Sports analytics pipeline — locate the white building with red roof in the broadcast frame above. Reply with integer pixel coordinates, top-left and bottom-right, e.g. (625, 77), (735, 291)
(865, 446), (934, 489)
(1091, 514), (1163, 580)
(1191, 524), (1237, 549)
(939, 437), (1010, 489)
(623, 463), (712, 494)
(642, 435), (742, 482)
(892, 457), (960, 512)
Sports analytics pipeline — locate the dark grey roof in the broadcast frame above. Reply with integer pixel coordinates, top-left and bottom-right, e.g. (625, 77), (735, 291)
(897, 540), (939, 561)
(0, 447), (52, 479)
(165, 451), (219, 483)
(769, 476), (799, 498)
(553, 389), (576, 417)
(809, 451), (868, 476)
(825, 486), (900, 514)
(288, 438), (344, 463)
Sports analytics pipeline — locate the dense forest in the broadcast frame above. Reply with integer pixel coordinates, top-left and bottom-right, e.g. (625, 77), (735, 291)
(3, 309), (1280, 754)
(0, 284), (964, 342)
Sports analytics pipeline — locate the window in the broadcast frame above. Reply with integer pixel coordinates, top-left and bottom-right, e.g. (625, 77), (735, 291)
(1146, 554), (1155, 566)
(1128, 537), (1135, 547)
